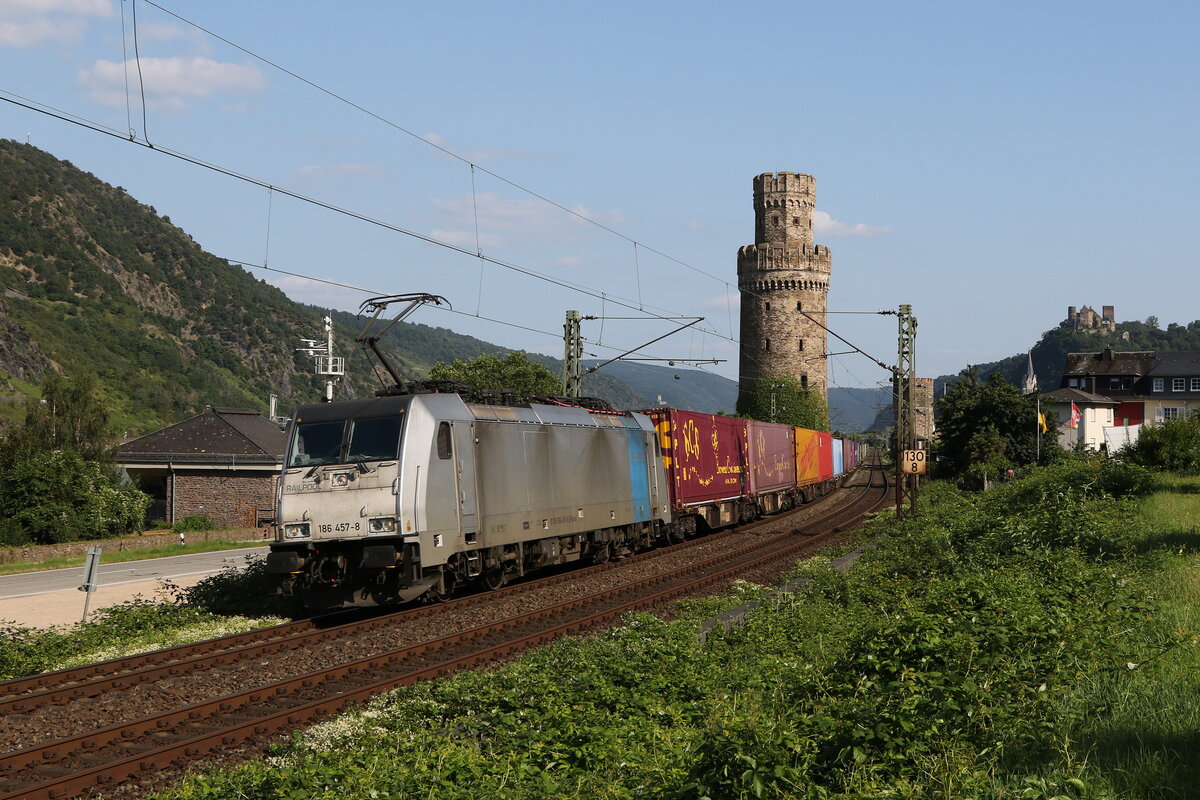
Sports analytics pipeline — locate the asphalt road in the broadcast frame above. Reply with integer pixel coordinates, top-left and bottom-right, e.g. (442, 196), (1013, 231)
(0, 546), (270, 601)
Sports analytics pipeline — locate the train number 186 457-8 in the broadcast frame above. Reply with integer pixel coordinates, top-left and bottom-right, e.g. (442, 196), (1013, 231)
(318, 522), (361, 534)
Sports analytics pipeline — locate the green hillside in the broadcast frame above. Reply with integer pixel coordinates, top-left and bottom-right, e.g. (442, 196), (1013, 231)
(0, 140), (682, 431)
(0, 139), (411, 433)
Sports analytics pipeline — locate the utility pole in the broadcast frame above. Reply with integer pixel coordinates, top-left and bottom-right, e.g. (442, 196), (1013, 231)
(298, 315), (345, 402)
(894, 304), (918, 518)
(562, 310), (583, 397)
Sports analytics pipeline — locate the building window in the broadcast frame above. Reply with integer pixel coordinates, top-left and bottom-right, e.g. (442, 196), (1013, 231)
(1109, 378), (1120, 389)
(1067, 377), (1079, 388)
(764, 338), (771, 353)
(795, 301), (802, 311)
(800, 374), (808, 389)
(1173, 378), (1186, 392)
(1153, 378), (1164, 392)
(773, 216), (779, 226)
(1162, 407), (1183, 421)
(792, 217), (800, 225)
(764, 301), (770, 311)
(798, 339), (805, 352)
(1192, 378), (1200, 392)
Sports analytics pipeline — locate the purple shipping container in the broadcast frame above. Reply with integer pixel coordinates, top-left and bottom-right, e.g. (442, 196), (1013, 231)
(746, 420), (796, 496)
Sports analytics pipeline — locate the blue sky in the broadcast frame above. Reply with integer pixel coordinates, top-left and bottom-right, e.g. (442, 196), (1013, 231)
(1, 1), (1196, 393)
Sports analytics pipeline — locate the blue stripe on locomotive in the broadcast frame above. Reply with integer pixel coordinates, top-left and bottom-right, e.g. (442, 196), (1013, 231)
(625, 428), (651, 523)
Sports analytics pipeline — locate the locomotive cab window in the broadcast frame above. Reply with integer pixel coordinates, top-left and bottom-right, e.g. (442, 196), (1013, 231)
(347, 416), (403, 463)
(437, 422), (452, 460)
(287, 420), (346, 468)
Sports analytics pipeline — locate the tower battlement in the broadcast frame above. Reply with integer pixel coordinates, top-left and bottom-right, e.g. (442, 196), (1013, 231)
(753, 172), (816, 246)
(736, 243), (832, 277)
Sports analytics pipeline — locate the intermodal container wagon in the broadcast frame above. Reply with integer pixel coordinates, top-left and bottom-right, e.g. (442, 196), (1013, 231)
(746, 420), (796, 513)
(645, 409), (749, 531)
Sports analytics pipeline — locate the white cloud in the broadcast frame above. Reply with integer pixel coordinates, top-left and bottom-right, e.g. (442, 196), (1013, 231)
(268, 275), (363, 309)
(296, 162), (383, 179)
(0, 0), (109, 47)
(131, 20), (188, 42)
(422, 131), (542, 165)
(430, 191), (625, 249)
(78, 56), (265, 110)
(429, 228), (504, 250)
(812, 210), (891, 238)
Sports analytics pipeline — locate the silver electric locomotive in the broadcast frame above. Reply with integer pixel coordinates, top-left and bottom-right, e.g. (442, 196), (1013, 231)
(266, 391), (671, 607)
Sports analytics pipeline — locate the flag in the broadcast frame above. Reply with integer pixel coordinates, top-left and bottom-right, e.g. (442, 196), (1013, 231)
(1022, 352), (1039, 395)
(1039, 412), (1048, 433)
(1070, 402), (1081, 429)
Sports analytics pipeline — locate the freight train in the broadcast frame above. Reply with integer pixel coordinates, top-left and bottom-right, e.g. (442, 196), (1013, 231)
(266, 390), (863, 608)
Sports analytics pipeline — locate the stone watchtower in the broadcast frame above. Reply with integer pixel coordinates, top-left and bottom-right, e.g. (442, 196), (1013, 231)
(737, 172), (831, 410)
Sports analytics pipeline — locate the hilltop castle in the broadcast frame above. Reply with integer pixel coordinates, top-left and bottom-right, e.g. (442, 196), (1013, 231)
(1062, 305), (1117, 333)
(736, 172), (830, 410)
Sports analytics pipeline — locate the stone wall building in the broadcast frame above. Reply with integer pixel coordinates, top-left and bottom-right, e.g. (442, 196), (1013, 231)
(737, 172), (831, 410)
(117, 407), (286, 529)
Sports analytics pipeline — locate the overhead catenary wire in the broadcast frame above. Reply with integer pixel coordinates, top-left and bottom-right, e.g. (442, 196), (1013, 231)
(129, 0), (882, 359)
(0, 91), (717, 339)
(4, 0), (900, 389)
(139, 0), (743, 290)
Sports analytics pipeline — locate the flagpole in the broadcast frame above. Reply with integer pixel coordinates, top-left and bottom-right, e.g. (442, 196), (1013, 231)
(1036, 394), (1041, 462)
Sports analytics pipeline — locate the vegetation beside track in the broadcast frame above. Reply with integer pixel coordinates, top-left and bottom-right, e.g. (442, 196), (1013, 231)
(148, 456), (1200, 800)
(0, 557), (293, 680)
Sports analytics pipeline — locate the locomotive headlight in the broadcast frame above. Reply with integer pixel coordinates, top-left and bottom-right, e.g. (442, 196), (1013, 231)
(283, 522), (311, 539)
(332, 473), (351, 488)
(368, 517), (397, 533)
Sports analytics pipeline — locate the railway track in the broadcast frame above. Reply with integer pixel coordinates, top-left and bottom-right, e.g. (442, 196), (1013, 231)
(0, 459), (888, 800)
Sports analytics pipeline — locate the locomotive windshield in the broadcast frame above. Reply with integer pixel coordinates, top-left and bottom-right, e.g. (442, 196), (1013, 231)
(287, 420), (345, 468)
(346, 416), (403, 463)
(286, 416), (404, 468)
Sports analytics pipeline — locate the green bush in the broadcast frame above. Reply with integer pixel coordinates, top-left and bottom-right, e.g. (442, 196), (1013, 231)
(171, 514), (217, 534)
(0, 449), (150, 544)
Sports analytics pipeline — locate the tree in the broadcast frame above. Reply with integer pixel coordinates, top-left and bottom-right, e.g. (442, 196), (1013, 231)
(428, 352), (561, 398)
(7, 374), (112, 461)
(935, 370), (1056, 478)
(0, 374), (149, 545)
(1120, 412), (1200, 473)
(736, 375), (828, 431)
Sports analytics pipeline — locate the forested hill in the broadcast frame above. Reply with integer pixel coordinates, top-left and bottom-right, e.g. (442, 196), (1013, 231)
(0, 139), (416, 433)
(0, 140), (702, 434)
(937, 319), (1200, 395)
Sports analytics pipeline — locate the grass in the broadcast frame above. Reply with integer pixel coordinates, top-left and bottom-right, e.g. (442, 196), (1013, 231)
(0, 537), (266, 576)
(147, 460), (1200, 800)
(1068, 475), (1200, 799)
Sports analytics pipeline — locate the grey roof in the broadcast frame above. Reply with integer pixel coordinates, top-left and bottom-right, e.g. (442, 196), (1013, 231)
(1062, 349), (1155, 377)
(119, 407), (286, 464)
(1043, 388), (1118, 405)
(1146, 352), (1200, 377)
